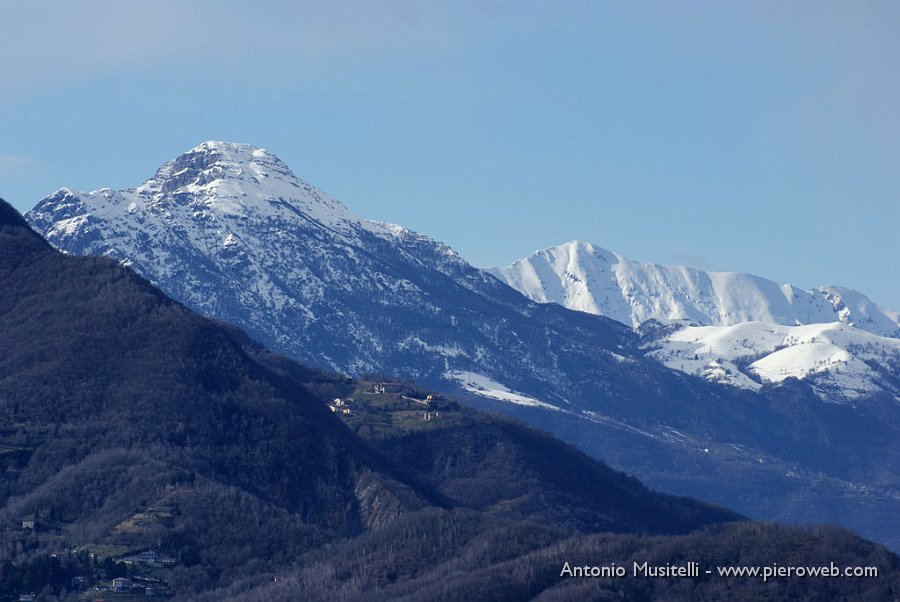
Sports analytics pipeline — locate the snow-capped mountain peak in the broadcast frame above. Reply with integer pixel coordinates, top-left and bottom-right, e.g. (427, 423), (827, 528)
(142, 142), (286, 199)
(131, 141), (363, 231)
(25, 142), (490, 373)
(31, 142), (369, 245)
(489, 240), (900, 339)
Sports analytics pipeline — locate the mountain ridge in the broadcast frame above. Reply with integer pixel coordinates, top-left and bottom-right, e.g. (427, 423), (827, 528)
(488, 240), (900, 337)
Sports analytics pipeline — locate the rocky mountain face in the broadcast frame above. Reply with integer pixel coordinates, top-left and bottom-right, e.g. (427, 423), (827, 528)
(24, 143), (900, 552)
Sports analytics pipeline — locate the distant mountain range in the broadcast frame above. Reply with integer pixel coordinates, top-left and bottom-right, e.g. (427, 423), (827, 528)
(488, 240), (900, 336)
(491, 240), (900, 402)
(24, 142), (900, 553)
(8, 197), (898, 599)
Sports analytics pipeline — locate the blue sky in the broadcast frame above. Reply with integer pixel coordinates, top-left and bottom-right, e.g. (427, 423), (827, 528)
(3, 1), (899, 308)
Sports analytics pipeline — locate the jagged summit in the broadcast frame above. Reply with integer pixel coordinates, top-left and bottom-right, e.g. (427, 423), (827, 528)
(140, 141), (294, 196)
(27, 141), (373, 251)
(139, 141), (363, 230)
(29, 142), (439, 251)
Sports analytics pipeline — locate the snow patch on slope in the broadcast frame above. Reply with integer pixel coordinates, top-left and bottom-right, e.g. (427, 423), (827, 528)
(446, 370), (561, 411)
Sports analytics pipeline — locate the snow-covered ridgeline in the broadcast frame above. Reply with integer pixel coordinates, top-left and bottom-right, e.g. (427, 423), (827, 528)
(488, 241), (900, 338)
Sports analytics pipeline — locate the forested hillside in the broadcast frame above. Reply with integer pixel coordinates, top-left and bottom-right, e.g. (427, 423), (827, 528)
(1, 198), (897, 601)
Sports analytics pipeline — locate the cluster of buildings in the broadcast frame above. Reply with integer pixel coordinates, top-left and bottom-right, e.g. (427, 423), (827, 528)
(62, 549), (175, 598)
(120, 549), (177, 569)
(27, 572), (174, 599)
(328, 397), (353, 415)
(106, 575), (172, 596)
(373, 382), (404, 394)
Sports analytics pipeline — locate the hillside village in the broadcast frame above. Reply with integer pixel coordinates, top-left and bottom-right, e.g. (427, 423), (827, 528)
(0, 381), (463, 601)
(327, 381), (461, 439)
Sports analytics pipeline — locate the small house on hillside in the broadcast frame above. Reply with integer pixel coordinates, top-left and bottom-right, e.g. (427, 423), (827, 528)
(121, 549), (176, 568)
(111, 577), (133, 592)
(375, 382), (404, 394)
(329, 398), (353, 415)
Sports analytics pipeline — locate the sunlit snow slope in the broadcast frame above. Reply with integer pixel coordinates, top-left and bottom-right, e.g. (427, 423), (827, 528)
(489, 241), (899, 337)
(645, 321), (900, 401)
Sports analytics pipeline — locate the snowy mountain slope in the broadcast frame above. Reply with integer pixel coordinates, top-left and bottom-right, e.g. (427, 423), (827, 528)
(644, 321), (900, 401)
(28, 142), (499, 374)
(445, 369), (563, 411)
(488, 240), (900, 337)
(25, 142), (900, 551)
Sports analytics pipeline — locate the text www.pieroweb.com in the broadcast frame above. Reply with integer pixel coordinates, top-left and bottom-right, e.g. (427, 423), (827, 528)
(560, 561), (879, 582)
(717, 563), (878, 581)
